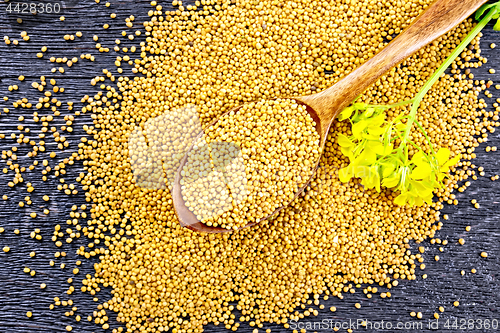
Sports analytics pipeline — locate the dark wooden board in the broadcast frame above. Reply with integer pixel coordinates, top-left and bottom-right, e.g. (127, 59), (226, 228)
(0, 1), (498, 332)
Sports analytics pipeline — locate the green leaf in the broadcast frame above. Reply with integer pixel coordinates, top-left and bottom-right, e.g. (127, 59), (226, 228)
(395, 121), (407, 131)
(338, 133), (354, 148)
(382, 175), (399, 188)
(367, 140), (385, 155)
(382, 142), (394, 155)
(410, 163), (432, 180)
(339, 166), (353, 183)
(352, 103), (367, 109)
(352, 120), (368, 139)
(441, 155), (460, 171)
(394, 193), (409, 206)
(435, 148), (451, 166)
(476, 4), (495, 20)
(437, 171), (446, 181)
(494, 19), (500, 31)
(365, 125), (386, 139)
(336, 94), (461, 207)
(422, 192), (433, 205)
(354, 165), (370, 179)
(355, 149), (377, 166)
(341, 146), (354, 160)
(369, 113), (386, 128)
(381, 162), (396, 178)
(339, 106), (354, 121)
(364, 107), (375, 118)
(362, 166), (381, 192)
(413, 196), (424, 207)
(410, 150), (426, 165)
(411, 180), (434, 198)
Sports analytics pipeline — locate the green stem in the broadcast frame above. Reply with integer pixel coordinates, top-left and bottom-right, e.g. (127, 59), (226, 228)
(401, 8), (498, 144)
(380, 99), (414, 109)
(358, 99), (413, 111)
(413, 119), (436, 154)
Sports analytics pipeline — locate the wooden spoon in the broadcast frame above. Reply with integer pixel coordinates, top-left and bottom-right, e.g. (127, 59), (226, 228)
(172, 0), (488, 233)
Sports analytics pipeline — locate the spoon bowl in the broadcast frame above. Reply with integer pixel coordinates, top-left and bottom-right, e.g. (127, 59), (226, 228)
(171, 100), (324, 233)
(172, 0), (488, 233)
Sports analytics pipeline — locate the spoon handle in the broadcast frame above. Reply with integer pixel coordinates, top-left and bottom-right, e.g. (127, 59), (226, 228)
(302, 0), (488, 130)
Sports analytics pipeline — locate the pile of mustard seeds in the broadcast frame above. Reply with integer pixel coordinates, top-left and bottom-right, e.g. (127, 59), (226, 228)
(75, 0), (498, 329)
(0, 1), (497, 333)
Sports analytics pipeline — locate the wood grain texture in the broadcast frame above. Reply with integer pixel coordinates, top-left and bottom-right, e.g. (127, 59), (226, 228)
(0, 1), (498, 333)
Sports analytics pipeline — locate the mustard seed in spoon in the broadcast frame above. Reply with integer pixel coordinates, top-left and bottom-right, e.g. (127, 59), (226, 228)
(180, 98), (321, 230)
